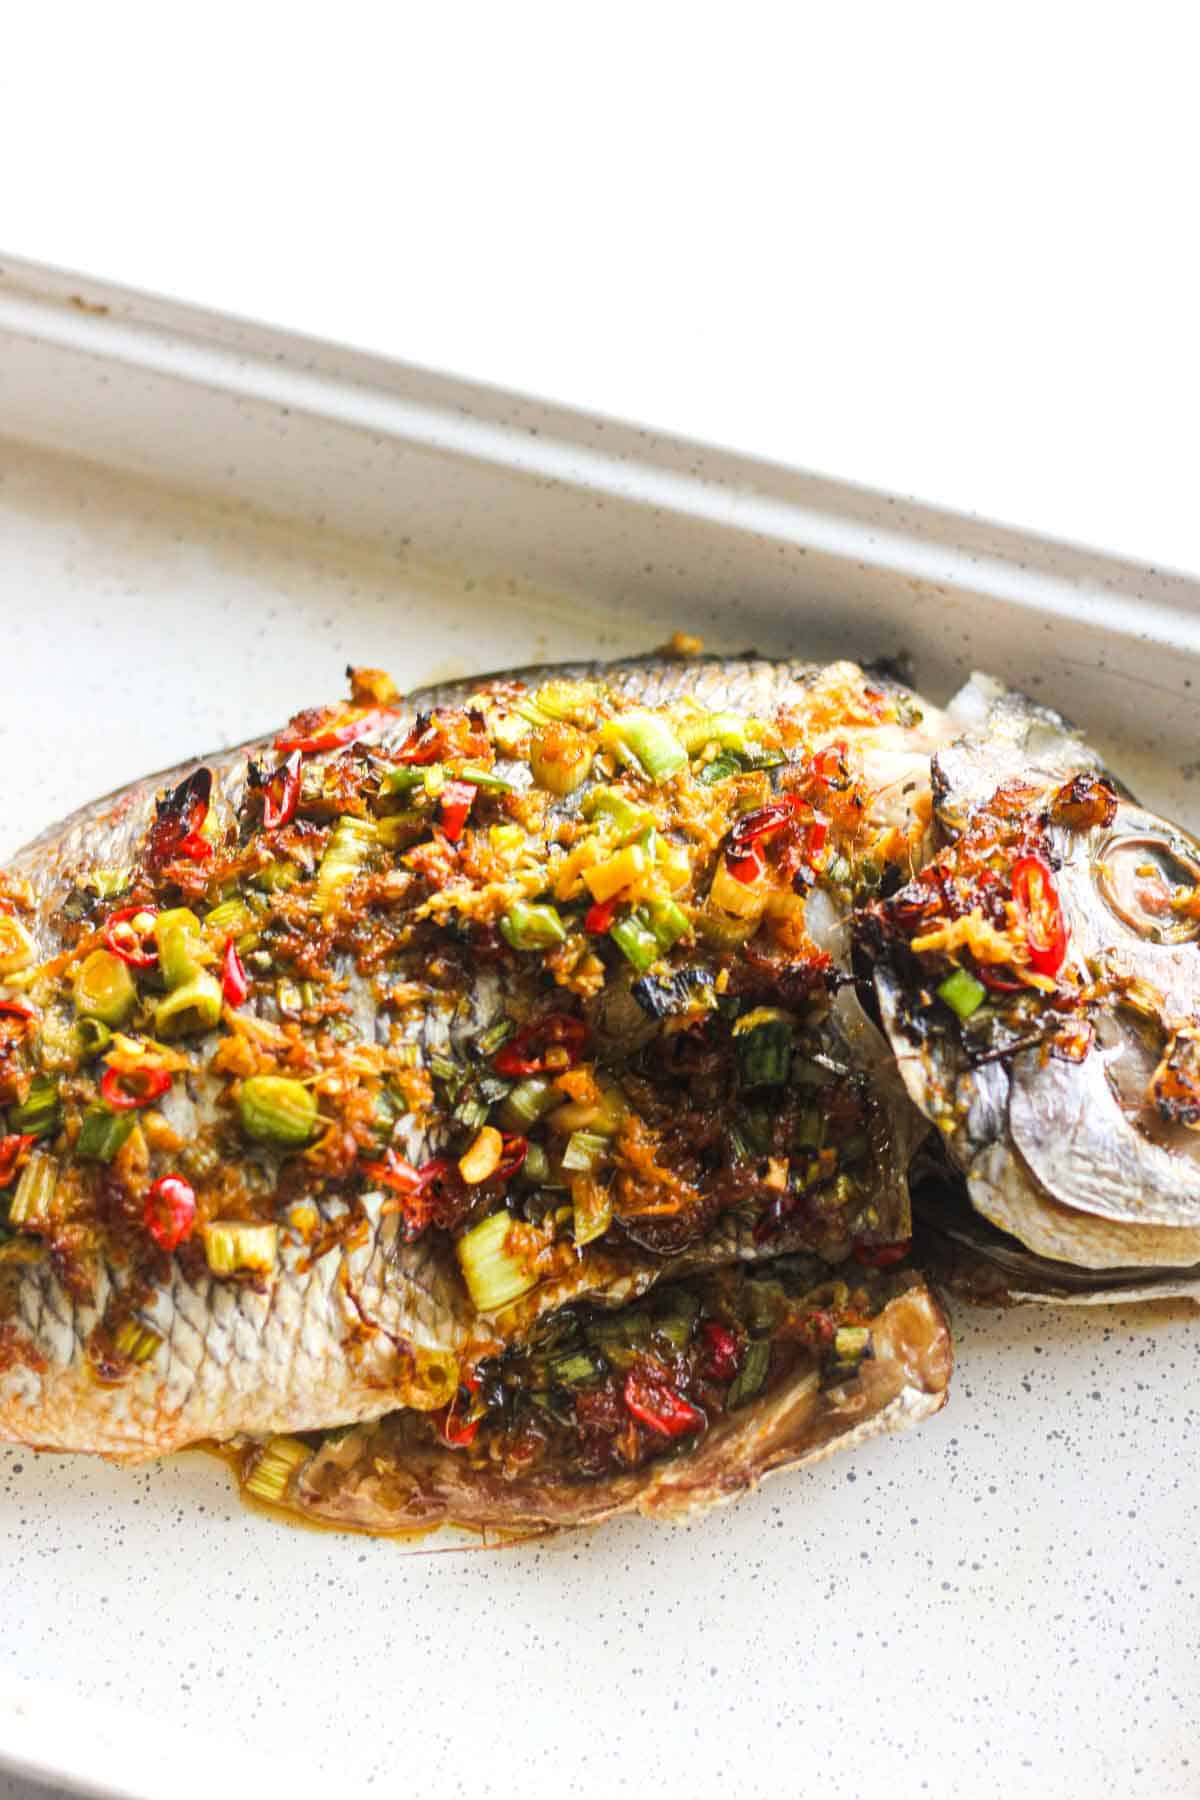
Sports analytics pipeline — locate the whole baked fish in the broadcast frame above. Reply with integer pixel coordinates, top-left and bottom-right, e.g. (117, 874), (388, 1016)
(861, 673), (1200, 1299)
(0, 648), (945, 1478)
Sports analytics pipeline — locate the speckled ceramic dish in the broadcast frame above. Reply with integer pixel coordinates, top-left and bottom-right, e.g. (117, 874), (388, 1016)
(1, 259), (1199, 1800)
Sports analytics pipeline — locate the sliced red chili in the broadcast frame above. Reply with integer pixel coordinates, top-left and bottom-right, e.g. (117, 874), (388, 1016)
(852, 1239), (912, 1269)
(102, 905), (159, 969)
(221, 938), (249, 1007)
(623, 1368), (705, 1438)
(0, 1133), (35, 1190)
(699, 1320), (742, 1383)
(100, 1064), (173, 1111)
(493, 1013), (587, 1078)
(0, 997), (36, 1021)
(728, 797), (803, 856)
(360, 1150), (457, 1240)
(144, 1173), (197, 1251)
(584, 896), (620, 934)
(261, 750), (302, 830)
(439, 1371), (483, 1448)
(275, 704), (397, 755)
(438, 780), (477, 845)
(496, 1133), (529, 1180)
(807, 741), (851, 790)
(146, 769), (213, 867)
(1011, 853), (1068, 977)
(390, 719), (445, 766)
(975, 964), (1026, 995)
(726, 845), (766, 885)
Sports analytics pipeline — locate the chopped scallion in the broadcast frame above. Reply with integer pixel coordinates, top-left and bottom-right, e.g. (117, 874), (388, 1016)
(316, 815), (378, 912)
(733, 1007), (795, 1088)
(201, 1220), (279, 1275)
(238, 1075), (317, 1146)
(499, 903), (567, 951)
(561, 1129), (610, 1173)
(243, 1435), (311, 1503)
(73, 949), (137, 1027)
(937, 967), (987, 1020)
(7, 1152), (58, 1227)
(600, 711), (688, 784)
(456, 1211), (539, 1312)
(609, 910), (661, 974)
(727, 1338), (771, 1408)
(9, 1076), (62, 1140)
(498, 1076), (562, 1131)
(76, 1104), (137, 1163)
(154, 969), (223, 1038)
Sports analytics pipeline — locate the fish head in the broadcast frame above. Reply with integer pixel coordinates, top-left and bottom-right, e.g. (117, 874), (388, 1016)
(861, 674), (1200, 1277)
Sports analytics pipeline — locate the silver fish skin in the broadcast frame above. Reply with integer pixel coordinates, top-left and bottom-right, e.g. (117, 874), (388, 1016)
(868, 673), (1200, 1292)
(0, 652), (942, 1459)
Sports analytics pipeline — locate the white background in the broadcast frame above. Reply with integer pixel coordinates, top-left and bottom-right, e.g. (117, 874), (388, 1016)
(3, 3), (1199, 575)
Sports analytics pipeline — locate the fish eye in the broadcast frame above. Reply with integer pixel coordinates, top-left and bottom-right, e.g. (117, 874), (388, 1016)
(1094, 832), (1200, 945)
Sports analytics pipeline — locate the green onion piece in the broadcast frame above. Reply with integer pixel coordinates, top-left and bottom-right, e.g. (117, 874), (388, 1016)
(499, 903), (567, 951)
(9, 1076), (62, 1140)
(497, 1077), (561, 1130)
(727, 1338), (771, 1409)
(154, 969), (223, 1039)
(833, 1325), (871, 1362)
(73, 949), (137, 1026)
(316, 816), (378, 913)
(697, 751), (742, 786)
(520, 1141), (550, 1185)
(252, 859), (300, 893)
(561, 1129), (610, 1173)
(455, 766), (516, 792)
(76, 1017), (112, 1060)
(428, 1052), (462, 1085)
(644, 896), (691, 952)
(204, 898), (254, 938)
(609, 910), (661, 974)
(824, 854), (851, 886)
(380, 764), (439, 797)
(243, 1435), (311, 1503)
(238, 1075), (318, 1146)
(582, 788), (654, 841)
(113, 1318), (163, 1365)
(85, 867), (132, 901)
(677, 711), (752, 754)
(475, 1018), (515, 1056)
(454, 1095), (490, 1131)
(694, 907), (759, 949)
(532, 679), (605, 723)
(456, 1211), (540, 1312)
(601, 711), (688, 784)
(937, 967), (987, 1020)
(201, 1220), (279, 1275)
(795, 1105), (823, 1150)
(7, 1152), (58, 1227)
(547, 1348), (605, 1386)
(570, 1174), (612, 1246)
(738, 745), (787, 773)
(733, 1006), (794, 1088)
(76, 1104), (137, 1163)
(653, 1290), (702, 1350)
(529, 727), (593, 797)
(156, 911), (204, 991)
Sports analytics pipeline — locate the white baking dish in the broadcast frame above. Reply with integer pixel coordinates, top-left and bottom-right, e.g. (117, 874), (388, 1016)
(0, 256), (1197, 1800)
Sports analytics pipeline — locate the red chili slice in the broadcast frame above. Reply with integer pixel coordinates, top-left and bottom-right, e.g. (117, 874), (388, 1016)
(496, 1133), (529, 1180)
(0, 1133), (35, 1189)
(584, 896), (620, 934)
(360, 1150), (457, 1240)
(852, 1239), (912, 1269)
(100, 1064), (173, 1111)
(807, 741), (851, 790)
(1011, 853), (1068, 977)
(221, 938), (249, 1007)
(144, 1174), (197, 1251)
(438, 780), (477, 845)
(275, 704), (398, 755)
(728, 797), (802, 856)
(261, 750), (302, 830)
(726, 844), (766, 885)
(976, 965), (1026, 995)
(623, 1368), (705, 1438)
(102, 906), (159, 969)
(699, 1320), (742, 1383)
(390, 719), (445, 766)
(146, 769), (214, 867)
(0, 997), (36, 1021)
(493, 1013), (587, 1078)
